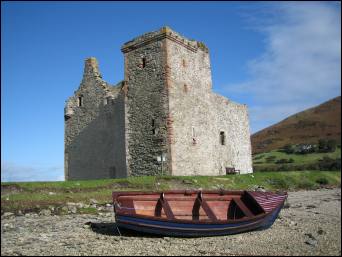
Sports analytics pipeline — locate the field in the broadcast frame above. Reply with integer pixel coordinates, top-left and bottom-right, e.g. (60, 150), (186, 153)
(253, 147), (341, 171)
(1, 171), (340, 214)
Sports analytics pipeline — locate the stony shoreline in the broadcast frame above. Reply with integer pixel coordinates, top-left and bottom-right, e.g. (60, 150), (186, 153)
(1, 188), (341, 256)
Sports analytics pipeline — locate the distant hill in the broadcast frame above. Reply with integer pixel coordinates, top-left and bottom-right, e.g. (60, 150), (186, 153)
(252, 96), (341, 154)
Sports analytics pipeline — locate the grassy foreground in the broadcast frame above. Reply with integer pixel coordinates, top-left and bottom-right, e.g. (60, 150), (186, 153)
(1, 171), (340, 214)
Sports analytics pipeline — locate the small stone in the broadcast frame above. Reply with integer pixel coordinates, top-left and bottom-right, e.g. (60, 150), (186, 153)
(61, 206), (69, 213)
(289, 221), (297, 227)
(69, 206), (77, 214)
(163, 237), (171, 242)
(2, 212), (14, 218)
(105, 203), (112, 207)
(48, 192), (56, 195)
(317, 229), (325, 235)
(76, 202), (85, 208)
(90, 199), (98, 204)
(305, 238), (317, 246)
(283, 200), (290, 209)
(304, 233), (317, 246)
(39, 209), (52, 216)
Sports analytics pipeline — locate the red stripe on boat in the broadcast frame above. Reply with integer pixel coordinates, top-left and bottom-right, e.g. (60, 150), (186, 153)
(249, 192), (287, 213)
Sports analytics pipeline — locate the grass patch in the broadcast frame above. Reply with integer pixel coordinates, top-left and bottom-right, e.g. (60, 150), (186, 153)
(253, 148), (340, 165)
(253, 148), (341, 171)
(1, 171), (340, 214)
(79, 207), (98, 215)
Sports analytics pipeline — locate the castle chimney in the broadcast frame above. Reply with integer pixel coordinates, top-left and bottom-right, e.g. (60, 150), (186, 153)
(83, 57), (102, 80)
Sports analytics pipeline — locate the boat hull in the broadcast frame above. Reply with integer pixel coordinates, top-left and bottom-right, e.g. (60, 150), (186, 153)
(115, 204), (284, 237)
(113, 190), (287, 237)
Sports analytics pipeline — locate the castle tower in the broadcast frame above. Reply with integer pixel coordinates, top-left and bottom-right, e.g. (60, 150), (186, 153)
(121, 27), (172, 176)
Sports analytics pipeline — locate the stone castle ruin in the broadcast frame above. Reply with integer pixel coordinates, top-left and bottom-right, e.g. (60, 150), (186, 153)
(64, 27), (253, 180)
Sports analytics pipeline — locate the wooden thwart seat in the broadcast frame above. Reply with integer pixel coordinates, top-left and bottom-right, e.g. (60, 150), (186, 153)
(193, 192), (218, 221)
(155, 193), (175, 219)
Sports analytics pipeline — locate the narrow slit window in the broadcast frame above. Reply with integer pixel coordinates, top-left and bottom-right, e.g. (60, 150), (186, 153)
(192, 127), (196, 145)
(183, 84), (188, 93)
(105, 97), (111, 105)
(142, 57), (146, 68)
(182, 59), (186, 67)
(152, 119), (156, 135)
(78, 96), (83, 107)
(220, 131), (226, 145)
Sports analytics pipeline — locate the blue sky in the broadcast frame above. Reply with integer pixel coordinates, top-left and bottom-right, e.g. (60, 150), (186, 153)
(1, 1), (341, 182)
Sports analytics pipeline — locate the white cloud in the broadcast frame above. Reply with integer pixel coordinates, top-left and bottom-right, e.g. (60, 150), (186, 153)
(1, 161), (64, 182)
(225, 2), (341, 133)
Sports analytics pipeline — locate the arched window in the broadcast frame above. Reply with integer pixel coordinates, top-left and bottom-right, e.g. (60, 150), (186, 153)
(220, 131), (225, 145)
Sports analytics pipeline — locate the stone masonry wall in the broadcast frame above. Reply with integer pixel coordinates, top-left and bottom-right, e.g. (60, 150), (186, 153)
(64, 58), (127, 180)
(166, 28), (253, 175)
(166, 31), (215, 176)
(122, 31), (171, 176)
(210, 94), (253, 174)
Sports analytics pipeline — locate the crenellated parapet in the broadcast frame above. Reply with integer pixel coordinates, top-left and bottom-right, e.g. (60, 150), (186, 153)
(121, 26), (208, 54)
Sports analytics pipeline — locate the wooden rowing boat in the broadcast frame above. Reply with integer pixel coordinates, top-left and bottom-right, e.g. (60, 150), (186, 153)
(112, 190), (287, 237)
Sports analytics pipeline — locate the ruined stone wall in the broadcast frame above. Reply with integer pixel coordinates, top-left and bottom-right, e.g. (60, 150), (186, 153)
(64, 58), (127, 180)
(122, 30), (171, 176)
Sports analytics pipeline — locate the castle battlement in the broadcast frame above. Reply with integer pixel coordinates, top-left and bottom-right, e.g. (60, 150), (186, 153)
(121, 26), (208, 54)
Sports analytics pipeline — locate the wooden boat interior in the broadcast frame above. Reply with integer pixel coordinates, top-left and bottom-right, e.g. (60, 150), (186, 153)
(113, 190), (266, 222)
